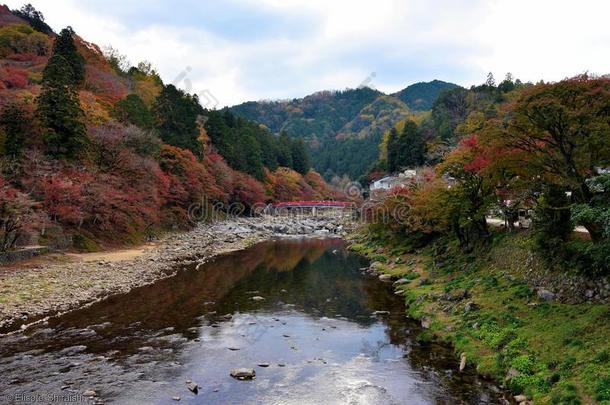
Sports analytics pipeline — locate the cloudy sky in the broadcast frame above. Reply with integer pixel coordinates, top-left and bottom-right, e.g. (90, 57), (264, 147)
(6, 0), (610, 106)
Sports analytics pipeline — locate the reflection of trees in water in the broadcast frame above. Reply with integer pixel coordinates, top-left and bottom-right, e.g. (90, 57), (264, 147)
(220, 243), (376, 326)
(0, 239), (355, 356)
(360, 339), (394, 362)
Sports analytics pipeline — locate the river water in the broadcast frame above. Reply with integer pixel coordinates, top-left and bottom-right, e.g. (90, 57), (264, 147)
(0, 239), (506, 404)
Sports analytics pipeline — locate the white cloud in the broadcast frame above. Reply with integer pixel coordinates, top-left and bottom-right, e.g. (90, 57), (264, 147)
(5, 0), (610, 106)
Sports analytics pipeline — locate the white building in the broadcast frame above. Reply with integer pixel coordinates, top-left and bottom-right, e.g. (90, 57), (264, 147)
(370, 170), (418, 193)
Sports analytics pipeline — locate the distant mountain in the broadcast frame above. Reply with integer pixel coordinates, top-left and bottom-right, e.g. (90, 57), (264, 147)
(230, 80), (460, 180)
(392, 80), (460, 111)
(231, 87), (382, 142)
(336, 95), (412, 140)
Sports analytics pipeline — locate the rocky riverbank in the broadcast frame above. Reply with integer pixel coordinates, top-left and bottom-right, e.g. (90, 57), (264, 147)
(0, 215), (353, 333)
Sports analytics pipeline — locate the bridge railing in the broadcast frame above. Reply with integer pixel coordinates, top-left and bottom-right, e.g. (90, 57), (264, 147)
(265, 201), (355, 216)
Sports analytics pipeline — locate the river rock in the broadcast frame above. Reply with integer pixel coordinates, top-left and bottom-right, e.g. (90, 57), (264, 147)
(251, 296), (265, 301)
(459, 353), (467, 372)
(378, 274), (393, 282)
(172, 396), (181, 401)
(418, 277), (430, 286)
(393, 278), (409, 286)
(373, 310), (390, 315)
(514, 394), (527, 403)
(230, 368), (256, 380)
(370, 261), (383, 270)
(420, 317), (431, 329)
(187, 382), (199, 394)
(537, 289), (555, 301)
(83, 390), (97, 397)
(445, 288), (469, 301)
(464, 301), (478, 313)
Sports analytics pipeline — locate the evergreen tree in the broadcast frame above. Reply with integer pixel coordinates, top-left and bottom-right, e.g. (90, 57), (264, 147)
(0, 103), (28, 157)
(485, 72), (496, 88)
(113, 94), (153, 129)
(291, 138), (310, 175)
(153, 84), (203, 156)
(397, 120), (426, 168)
(38, 53), (88, 159)
(258, 131), (279, 171)
(51, 27), (85, 86)
(386, 127), (399, 172)
(240, 135), (265, 180)
(277, 131), (293, 168)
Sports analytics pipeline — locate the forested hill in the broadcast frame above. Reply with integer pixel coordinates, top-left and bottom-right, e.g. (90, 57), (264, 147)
(0, 4), (340, 252)
(230, 80), (458, 181)
(391, 79), (459, 111)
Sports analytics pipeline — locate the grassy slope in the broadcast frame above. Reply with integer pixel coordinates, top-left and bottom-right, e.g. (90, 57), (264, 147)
(349, 229), (610, 404)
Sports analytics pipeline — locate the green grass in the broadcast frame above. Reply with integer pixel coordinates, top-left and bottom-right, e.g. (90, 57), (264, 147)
(349, 229), (610, 404)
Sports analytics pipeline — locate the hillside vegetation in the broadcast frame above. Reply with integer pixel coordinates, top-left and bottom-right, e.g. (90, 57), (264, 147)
(230, 81), (458, 181)
(0, 4), (339, 253)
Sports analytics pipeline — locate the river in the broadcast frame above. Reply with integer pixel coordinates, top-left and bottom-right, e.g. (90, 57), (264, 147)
(0, 239), (506, 404)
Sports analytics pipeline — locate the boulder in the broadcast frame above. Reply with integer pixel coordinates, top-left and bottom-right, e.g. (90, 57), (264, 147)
(370, 261), (384, 270)
(418, 277), (430, 286)
(186, 382), (198, 394)
(459, 353), (467, 372)
(514, 394), (527, 403)
(464, 301), (478, 313)
(230, 368), (256, 380)
(378, 274), (393, 282)
(393, 278), (409, 286)
(537, 288), (555, 301)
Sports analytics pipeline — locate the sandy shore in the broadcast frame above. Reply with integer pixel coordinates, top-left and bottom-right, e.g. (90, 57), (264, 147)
(0, 215), (352, 333)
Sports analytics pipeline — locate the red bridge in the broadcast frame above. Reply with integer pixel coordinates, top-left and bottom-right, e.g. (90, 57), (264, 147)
(266, 200), (354, 214)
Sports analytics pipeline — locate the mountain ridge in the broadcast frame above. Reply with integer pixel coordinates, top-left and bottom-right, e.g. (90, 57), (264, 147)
(229, 80), (459, 180)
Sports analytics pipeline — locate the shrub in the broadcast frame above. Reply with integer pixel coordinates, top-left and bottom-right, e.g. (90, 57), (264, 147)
(0, 176), (44, 251)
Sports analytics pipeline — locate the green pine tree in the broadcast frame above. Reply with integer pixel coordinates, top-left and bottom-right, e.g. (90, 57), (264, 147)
(113, 94), (153, 129)
(52, 27), (85, 86)
(153, 84), (203, 156)
(386, 127), (399, 172)
(277, 131), (293, 168)
(291, 138), (310, 175)
(37, 53), (88, 159)
(398, 120), (425, 168)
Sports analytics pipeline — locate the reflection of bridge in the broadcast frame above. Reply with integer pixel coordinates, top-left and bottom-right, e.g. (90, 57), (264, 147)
(265, 201), (354, 215)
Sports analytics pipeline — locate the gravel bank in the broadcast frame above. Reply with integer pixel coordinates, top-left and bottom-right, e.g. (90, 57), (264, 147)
(0, 215), (353, 333)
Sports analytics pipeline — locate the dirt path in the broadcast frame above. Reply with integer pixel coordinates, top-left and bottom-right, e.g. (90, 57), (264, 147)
(64, 244), (156, 263)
